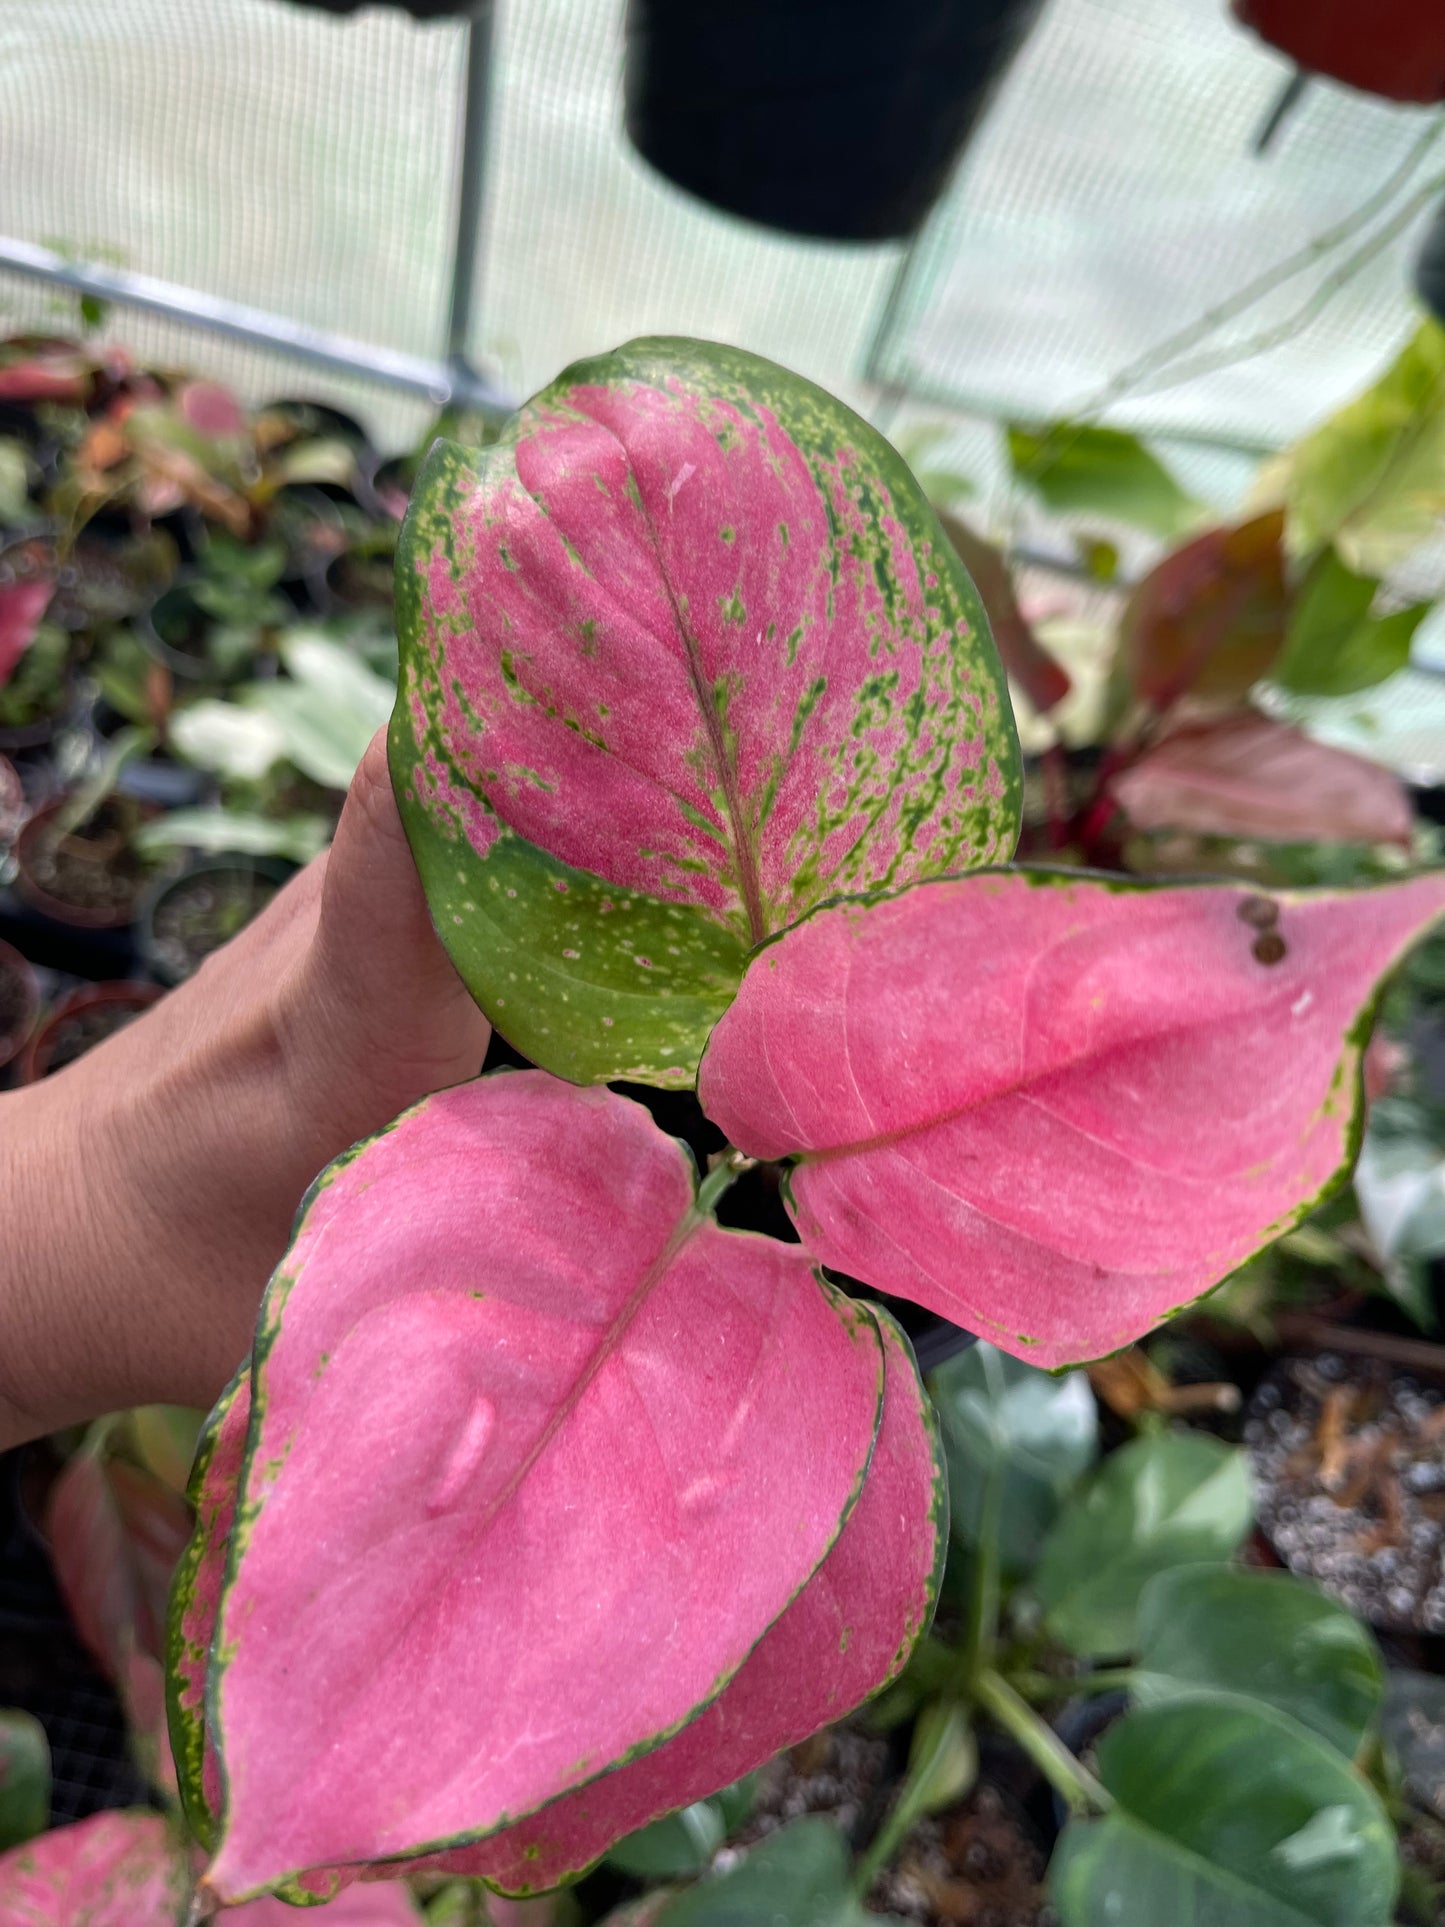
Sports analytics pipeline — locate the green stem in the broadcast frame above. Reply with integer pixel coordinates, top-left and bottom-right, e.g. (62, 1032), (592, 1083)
(693, 1148), (756, 1219)
(973, 1668), (1112, 1816)
(1011, 1667), (1136, 1703)
(851, 1701), (967, 1898)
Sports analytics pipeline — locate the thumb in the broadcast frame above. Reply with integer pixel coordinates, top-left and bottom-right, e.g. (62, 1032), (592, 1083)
(307, 728), (492, 1089)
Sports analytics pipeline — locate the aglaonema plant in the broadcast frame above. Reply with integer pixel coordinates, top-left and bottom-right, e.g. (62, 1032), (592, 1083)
(158, 338), (1445, 1909)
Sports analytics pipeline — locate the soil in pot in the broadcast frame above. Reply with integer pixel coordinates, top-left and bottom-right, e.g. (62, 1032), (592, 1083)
(1248, 1351), (1445, 1632)
(871, 1785), (1052, 1927)
(737, 1722), (891, 1848)
(16, 795), (165, 928)
(142, 861), (286, 984)
(0, 940), (39, 1069)
(16, 981), (164, 1082)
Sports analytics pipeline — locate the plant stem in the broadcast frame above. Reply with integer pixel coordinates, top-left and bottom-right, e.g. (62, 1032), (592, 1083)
(852, 1701), (969, 1899)
(1010, 1666), (1136, 1702)
(973, 1668), (1113, 1816)
(693, 1148), (756, 1219)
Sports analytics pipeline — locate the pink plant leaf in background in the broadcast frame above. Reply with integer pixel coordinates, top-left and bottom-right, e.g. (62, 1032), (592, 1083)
(48, 1444), (193, 1794)
(391, 336), (1020, 1087)
(177, 379), (247, 439)
(0, 580), (55, 688)
(0, 1811), (188, 1926)
(699, 868), (1445, 1368)
(166, 1310), (943, 1901)
(1109, 711), (1413, 847)
(201, 1071), (884, 1904)
(937, 512), (1071, 715)
(166, 1366), (251, 1849)
(0, 352), (91, 404)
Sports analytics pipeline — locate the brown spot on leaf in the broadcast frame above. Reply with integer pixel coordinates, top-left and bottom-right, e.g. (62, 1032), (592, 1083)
(1253, 931), (1287, 965)
(1237, 894), (1280, 931)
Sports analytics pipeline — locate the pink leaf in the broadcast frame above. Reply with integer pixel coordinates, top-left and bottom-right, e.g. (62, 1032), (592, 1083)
(229, 1884), (422, 1923)
(698, 868), (1445, 1368)
(393, 338), (1020, 1086)
(1109, 712), (1414, 847)
(0, 1811), (188, 1925)
(202, 1072), (884, 1903)
(444, 1304), (943, 1894)
(177, 380), (246, 438)
(0, 354), (90, 403)
(0, 581), (55, 689)
(938, 512), (1071, 714)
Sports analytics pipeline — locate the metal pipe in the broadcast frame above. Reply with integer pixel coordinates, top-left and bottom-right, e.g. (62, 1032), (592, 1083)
(445, 0), (497, 371)
(0, 234), (509, 414)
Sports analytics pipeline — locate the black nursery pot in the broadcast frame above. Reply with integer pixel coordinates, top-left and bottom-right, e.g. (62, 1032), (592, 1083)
(624, 0), (1047, 242)
(1418, 201), (1445, 328)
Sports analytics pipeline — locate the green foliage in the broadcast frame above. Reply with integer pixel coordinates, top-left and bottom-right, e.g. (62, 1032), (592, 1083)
(1051, 1699), (1399, 1927)
(608, 1778), (756, 1880)
(1005, 422), (1199, 536)
(135, 808), (330, 864)
(644, 1818), (901, 1926)
(0, 1711), (49, 1852)
(1277, 318), (1445, 575)
(1132, 1567), (1383, 1757)
(1275, 548), (1428, 696)
(1031, 1433), (1253, 1657)
(931, 1343), (1097, 1573)
(0, 621), (68, 727)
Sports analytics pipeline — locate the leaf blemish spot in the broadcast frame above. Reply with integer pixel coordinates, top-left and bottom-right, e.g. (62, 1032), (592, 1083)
(1237, 894), (1280, 931)
(1253, 932), (1288, 966)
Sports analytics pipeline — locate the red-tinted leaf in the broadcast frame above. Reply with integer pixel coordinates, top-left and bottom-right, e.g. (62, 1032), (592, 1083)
(1110, 712), (1414, 847)
(0, 581), (54, 689)
(1123, 511), (1288, 709)
(1233, 0), (1445, 104)
(48, 1450), (192, 1689)
(203, 1072), (883, 1903)
(0, 1811), (187, 1925)
(393, 337), (1020, 1086)
(938, 513), (1071, 714)
(699, 869), (1445, 1368)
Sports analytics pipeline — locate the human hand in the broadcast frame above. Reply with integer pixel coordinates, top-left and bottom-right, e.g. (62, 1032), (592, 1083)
(0, 731), (491, 1445)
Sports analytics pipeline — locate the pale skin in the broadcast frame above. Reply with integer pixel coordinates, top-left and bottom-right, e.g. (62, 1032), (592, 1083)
(0, 731), (492, 1449)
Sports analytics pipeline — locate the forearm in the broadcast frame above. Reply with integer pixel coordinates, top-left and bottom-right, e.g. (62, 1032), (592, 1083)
(0, 736), (491, 1449)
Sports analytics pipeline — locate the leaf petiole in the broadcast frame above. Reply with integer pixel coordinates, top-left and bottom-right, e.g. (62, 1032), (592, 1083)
(972, 1668), (1113, 1816)
(694, 1147), (757, 1220)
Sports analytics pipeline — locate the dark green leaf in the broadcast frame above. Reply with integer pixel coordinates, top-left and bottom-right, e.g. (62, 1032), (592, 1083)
(1032, 1434), (1252, 1657)
(652, 1817), (899, 1926)
(1006, 423), (1199, 537)
(1133, 1566), (1382, 1757)
(1052, 1699), (1399, 1927)
(609, 1801), (726, 1879)
(1275, 548), (1427, 697)
(931, 1342), (1097, 1573)
(0, 1710), (49, 1851)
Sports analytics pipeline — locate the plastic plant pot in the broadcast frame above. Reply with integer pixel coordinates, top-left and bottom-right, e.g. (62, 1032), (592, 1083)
(15, 795), (166, 930)
(0, 938), (40, 1070)
(137, 857), (292, 987)
(624, 0), (1047, 241)
(14, 980), (165, 1084)
(138, 579), (216, 683)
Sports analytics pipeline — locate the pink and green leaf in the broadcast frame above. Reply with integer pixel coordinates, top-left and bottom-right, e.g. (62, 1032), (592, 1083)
(0, 580), (54, 689)
(166, 1366), (251, 1849)
(698, 867), (1445, 1367)
(0, 1811), (188, 1925)
(391, 336), (1020, 1086)
(202, 1072), (884, 1903)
